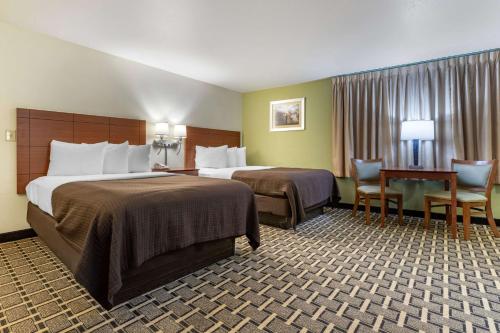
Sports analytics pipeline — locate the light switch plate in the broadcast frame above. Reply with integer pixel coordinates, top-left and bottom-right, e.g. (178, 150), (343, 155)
(5, 130), (16, 142)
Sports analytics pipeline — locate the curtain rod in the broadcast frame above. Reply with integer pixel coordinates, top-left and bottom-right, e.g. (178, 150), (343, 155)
(332, 47), (500, 78)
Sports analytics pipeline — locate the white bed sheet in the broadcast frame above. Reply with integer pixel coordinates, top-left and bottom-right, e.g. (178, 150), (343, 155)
(198, 166), (273, 179)
(26, 172), (173, 216)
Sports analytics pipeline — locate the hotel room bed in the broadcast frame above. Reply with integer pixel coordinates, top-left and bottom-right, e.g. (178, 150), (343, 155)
(199, 166), (339, 229)
(17, 109), (260, 309)
(26, 173), (259, 308)
(185, 126), (340, 229)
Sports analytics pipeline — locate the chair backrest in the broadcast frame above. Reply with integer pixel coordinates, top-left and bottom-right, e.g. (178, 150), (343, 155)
(451, 159), (497, 198)
(351, 158), (383, 187)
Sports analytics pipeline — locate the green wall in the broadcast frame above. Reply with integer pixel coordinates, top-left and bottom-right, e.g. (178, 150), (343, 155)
(242, 78), (500, 218)
(243, 79), (332, 170)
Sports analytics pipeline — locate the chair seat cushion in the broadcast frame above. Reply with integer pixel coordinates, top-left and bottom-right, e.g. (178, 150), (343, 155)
(357, 185), (401, 195)
(424, 190), (487, 202)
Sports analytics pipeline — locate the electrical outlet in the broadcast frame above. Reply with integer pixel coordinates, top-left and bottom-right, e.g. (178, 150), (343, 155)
(5, 130), (16, 142)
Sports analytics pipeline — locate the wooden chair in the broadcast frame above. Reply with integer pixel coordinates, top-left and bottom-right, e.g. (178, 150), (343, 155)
(424, 159), (499, 240)
(351, 159), (403, 225)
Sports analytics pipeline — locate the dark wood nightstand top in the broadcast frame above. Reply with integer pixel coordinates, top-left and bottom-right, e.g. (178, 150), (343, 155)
(153, 168), (199, 176)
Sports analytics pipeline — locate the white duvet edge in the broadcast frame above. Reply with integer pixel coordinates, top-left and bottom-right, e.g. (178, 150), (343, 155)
(198, 166), (273, 179)
(26, 172), (174, 217)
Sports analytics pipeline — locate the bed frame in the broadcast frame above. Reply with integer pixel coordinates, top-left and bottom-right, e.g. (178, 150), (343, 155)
(16, 108), (147, 194)
(184, 126), (327, 228)
(28, 203), (234, 308)
(184, 126), (241, 169)
(16, 108), (236, 308)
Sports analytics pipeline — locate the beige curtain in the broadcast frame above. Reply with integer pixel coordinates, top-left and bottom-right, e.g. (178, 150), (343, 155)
(332, 49), (500, 182)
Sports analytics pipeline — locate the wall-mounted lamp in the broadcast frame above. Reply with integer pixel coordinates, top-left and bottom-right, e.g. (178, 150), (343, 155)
(153, 122), (187, 167)
(173, 124), (187, 138)
(401, 120), (435, 169)
(155, 122), (169, 138)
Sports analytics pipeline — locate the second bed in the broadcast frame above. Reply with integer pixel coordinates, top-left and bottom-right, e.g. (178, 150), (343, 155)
(185, 126), (340, 229)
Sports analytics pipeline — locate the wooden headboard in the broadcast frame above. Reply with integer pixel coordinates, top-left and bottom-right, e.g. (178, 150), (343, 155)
(16, 108), (146, 194)
(184, 126), (240, 168)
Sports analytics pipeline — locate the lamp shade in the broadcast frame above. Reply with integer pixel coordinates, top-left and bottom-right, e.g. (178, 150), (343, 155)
(174, 124), (187, 138)
(155, 122), (169, 136)
(401, 120), (435, 140)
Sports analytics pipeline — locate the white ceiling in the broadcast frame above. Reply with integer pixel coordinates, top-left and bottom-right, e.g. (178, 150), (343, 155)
(1, 0), (499, 92)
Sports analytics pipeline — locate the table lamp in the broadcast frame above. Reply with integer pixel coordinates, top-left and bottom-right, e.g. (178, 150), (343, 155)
(401, 120), (435, 169)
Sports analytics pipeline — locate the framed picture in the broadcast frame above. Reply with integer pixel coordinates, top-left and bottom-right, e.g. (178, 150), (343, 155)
(269, 98), (305, 132)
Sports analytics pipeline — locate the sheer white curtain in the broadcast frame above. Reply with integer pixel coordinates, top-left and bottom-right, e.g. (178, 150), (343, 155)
(332, 49), (500, 182)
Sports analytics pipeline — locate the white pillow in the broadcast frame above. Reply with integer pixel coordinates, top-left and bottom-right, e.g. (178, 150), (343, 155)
(236, 147), (247, 167)
(103, 142), (129, 174)
(128, 144), (151, 172)
(227, 147), (247, 167)
(227, 147), (239, 167)
(195, 145), (228, 168)
(48, 140), (107, 176)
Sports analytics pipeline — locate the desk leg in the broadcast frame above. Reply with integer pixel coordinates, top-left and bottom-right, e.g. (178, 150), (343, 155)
(450, 174), (458, 239)
(380, 171), (386, 228)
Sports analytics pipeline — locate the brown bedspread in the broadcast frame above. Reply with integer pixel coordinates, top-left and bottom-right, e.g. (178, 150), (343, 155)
(51, 175), (260, 305)
(232, 168), (340, 227)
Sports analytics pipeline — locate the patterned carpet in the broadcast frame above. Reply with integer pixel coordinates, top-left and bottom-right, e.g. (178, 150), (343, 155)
(0, 208), (499, 333)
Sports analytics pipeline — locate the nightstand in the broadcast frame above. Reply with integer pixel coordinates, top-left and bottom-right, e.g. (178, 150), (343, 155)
(153, 168), (199, 176)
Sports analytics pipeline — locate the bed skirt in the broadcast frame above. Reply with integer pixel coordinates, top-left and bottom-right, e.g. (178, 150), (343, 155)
(27, 203), (236, 308)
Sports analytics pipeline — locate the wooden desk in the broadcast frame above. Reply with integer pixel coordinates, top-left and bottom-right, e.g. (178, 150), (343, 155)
(379, 168), (458, 239)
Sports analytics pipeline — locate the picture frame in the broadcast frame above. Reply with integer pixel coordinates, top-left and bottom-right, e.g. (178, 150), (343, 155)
(269, 97), (305, 132)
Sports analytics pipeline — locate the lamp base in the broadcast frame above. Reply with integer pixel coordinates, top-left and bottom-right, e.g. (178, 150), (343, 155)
(408, 165), (424, 169)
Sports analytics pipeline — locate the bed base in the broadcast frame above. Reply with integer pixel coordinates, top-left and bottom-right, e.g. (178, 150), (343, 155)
(254, 195), (328, 229)
(27, 203), (235, 309)
(259, 206), (325, 229)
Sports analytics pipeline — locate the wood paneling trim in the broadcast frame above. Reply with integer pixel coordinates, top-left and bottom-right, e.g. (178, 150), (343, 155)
(110, 125), (141, 144)
(16, 117), (29, 146)
(17, 108), (30, 118)
(109, 117), (141, 127)
(184, 126), (241, 169)
(30, 118), (74, 147)
(30, 147), (50, 174)
(17, 175), (30, 195)
(16, 111), (30, 194)
(187, 126), (241, 138)
(74, 122), (109, 143)
(17, 146), (29, 174)
(74, 114), (110, 124)
(29, 109), (74, 121)
(16, 108), (147, 194)
(139, 120), (146, 145)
